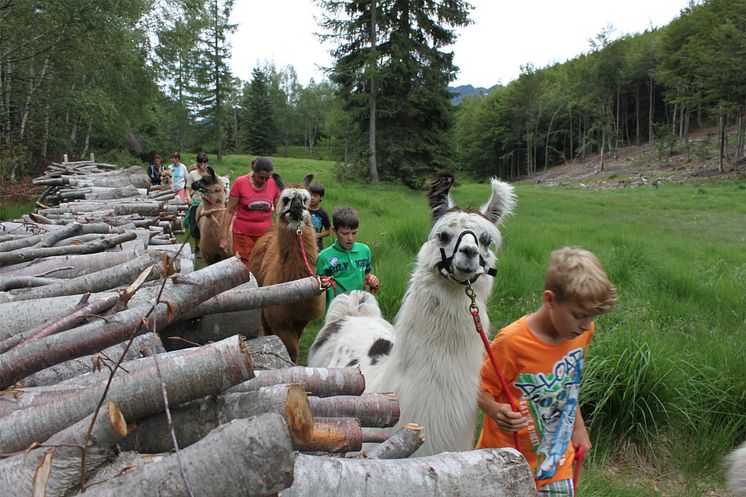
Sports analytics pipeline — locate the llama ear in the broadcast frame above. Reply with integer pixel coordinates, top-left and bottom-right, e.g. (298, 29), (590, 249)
(272, 173), (285, 191)
(303, 174), (314, 187)
(480, 177), (516, 225)
(428, 172), (455, 222)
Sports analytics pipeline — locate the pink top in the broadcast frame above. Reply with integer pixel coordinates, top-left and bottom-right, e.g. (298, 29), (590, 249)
(230, 174), (281, 237)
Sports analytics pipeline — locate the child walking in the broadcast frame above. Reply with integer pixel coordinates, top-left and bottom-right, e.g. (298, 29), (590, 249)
(309, 182), (331, 252)
(316, 206), (379, 308)
(476, 247), (618, 496)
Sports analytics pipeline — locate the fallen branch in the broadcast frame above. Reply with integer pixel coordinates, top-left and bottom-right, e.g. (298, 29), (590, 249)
(308, 393), (399, 428)
(228, 366), (366, 397)
(364, 423), (424, 459)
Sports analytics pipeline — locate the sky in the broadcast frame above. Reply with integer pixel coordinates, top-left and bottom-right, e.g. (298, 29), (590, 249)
(228, 0), (691, 89)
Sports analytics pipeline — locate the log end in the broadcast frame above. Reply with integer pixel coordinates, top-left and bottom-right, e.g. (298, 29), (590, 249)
(106, 401), (129, 437)
(285, 383), (315, 447)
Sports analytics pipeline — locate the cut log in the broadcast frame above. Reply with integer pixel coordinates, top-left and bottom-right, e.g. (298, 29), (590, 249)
(364, 423), (425, 459)
(0, 294), (118, 353)
(0, 334), (254, 453)
(120, 384), (313, 453)
(179, 276), (323, 320)
(308, 393), (399, 428)
(0, 256), (251, 387)
(0, 249), (136, 279)
(0, 275), (59, 290)
(298, 417), (362, 453)
(18, 332), (165, 389)
(281, 448), (537, 497)
(0, 401), (127, 496)
(228, 366), (366, 397)
(0, 252), (168, 303)
(83, 414), (295, 497)
(0, 232), (136, 267)
(0, 222), (83, 252)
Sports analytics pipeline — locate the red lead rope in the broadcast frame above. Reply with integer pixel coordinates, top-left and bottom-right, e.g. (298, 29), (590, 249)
(297, 229), (335, 295)
(466, 285), (521, 453)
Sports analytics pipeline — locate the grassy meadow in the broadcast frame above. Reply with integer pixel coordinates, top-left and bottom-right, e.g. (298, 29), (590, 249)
(201, 155), (744, 496)
(8, 154), (741, 496)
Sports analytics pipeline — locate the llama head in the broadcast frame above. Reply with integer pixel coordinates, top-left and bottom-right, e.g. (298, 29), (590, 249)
(275, 174), (314, 231)
(160, 168), (173, 188)
(424, 173), (516, 285)
(192, 168), (226, 206)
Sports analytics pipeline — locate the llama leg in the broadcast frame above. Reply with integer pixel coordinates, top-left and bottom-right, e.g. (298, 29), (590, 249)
(273, 328), (300, 363)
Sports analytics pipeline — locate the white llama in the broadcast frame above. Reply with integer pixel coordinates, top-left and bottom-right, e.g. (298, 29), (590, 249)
(308, 173), (515, 456)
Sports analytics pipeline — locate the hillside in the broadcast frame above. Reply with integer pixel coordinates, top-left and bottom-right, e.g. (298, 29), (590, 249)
(525, 128), (745, 189)
(449, 84), (501, 104)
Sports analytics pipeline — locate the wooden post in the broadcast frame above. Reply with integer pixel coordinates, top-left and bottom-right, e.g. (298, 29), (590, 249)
(63, 154), (68, 163)
(90, 152), (95, 162)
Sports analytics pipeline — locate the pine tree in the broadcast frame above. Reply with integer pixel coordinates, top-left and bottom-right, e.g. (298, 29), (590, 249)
(243, 67), (276, 155)
(319, 0), (472, 187)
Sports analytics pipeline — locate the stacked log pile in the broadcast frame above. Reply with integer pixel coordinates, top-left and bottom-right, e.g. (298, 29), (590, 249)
(0, 162), (535, 496)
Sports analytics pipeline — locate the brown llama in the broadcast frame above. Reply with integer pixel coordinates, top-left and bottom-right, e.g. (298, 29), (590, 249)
(249, 174), (325, 362)
(195, 173), (232, 265)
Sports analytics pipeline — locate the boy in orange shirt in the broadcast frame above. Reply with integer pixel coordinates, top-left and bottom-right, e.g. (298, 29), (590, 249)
(477, 247), (618, 496)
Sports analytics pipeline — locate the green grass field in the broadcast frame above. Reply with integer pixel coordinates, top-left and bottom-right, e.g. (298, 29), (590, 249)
(14, 156), (744, 496)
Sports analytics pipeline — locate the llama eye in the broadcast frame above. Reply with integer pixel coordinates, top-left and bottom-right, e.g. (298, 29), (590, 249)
(480, 234), (492, 246)
(437, 232), (451, 243)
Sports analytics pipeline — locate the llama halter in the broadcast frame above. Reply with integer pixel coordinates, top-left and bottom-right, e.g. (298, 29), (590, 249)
(436, 229), (497, 285)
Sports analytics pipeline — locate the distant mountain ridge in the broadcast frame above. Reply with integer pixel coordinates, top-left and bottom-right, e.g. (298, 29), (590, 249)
(449, 84), (500, 104)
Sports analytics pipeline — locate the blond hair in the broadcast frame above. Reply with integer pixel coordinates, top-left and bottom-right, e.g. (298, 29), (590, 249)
(545, 247), (618, 314)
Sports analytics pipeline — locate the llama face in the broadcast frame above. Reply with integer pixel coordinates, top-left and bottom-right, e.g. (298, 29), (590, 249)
(427, 174), (515, 285)
(276, 187), (312, 230)
(161, 169), (173, 189)
(202, 181), (226, 206)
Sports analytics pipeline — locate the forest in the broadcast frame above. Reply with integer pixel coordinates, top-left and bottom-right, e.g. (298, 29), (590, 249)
(0, 0), (743, 185)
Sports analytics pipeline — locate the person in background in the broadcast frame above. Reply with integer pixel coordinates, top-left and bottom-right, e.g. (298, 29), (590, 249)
(169, 152), (188, 202)
(316, 206), (379, 309)
(220, 157), (282, 265)
(184, 152), (214, 256)
(476, 246), (618, 496)
(147, 154), (162, 185)
(309, 182), (331, 252)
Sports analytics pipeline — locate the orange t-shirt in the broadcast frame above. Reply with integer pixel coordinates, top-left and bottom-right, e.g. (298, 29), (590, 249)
(476, 315), (594, 489)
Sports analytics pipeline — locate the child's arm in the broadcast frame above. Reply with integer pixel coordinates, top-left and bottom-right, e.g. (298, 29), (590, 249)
(571, 406), (592, 453)
(478, 390), (527, 432)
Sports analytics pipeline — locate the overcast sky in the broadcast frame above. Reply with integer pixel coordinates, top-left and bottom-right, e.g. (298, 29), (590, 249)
(228, 0), (691, 89)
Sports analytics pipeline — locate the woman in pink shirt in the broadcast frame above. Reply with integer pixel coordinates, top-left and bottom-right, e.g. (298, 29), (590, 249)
(220, 157), (282, 265)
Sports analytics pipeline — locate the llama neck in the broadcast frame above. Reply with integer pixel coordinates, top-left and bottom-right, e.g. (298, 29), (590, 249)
(274, 220), (318, 271)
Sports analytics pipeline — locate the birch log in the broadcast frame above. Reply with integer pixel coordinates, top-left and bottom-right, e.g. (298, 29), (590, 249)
(83, 414), (295, 497)
(119, 384), (314, 453)
(0, 232), (136, 267)
(281, 448), (536, 497)
(0, 252), (168, 303)
(364, 423), (425, 459)
(299, 417), (363, 453)
(0, 401), (127, 497)
(0, 334), (254, 453)
(0, 249), (136, 279)
(308, 393), (399, 428)
(228, 366), (366, 397)
(0, 256), (251, 387)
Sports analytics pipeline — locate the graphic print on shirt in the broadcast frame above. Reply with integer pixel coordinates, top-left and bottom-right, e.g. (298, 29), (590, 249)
(514, 348), (584, 481)
(245, 199), (272, 211)
(311, 212), (324, 232)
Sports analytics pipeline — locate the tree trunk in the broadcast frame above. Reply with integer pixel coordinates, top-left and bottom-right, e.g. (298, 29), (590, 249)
(0, 401), (127, 497)
(648, 76), (655, 144)
(364, 423), (424, 459)
(282, 448), (535, 497)
(0, 256), (251, 388)
(0, 221), (86, 252)
(0, 246), (133, 280)
(0, 334), (254, 453)
(368, 0), (379, 182)
(84, 414), (295, 497)
(308, 393), (399, 428)
(119, 384), (313, 453)
(228, 366), (365, 397)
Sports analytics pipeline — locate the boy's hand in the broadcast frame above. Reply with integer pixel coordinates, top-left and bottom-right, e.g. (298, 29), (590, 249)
(365, 274), (380, 294)
(572, 412), (592, 454)
(478, 390), (527, 432)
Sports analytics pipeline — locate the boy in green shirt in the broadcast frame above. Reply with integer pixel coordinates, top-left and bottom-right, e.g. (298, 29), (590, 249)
(316, 206), (380, 308)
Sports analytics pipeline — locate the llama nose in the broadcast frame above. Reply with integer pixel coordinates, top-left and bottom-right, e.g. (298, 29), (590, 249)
(460, 245), (478, 259)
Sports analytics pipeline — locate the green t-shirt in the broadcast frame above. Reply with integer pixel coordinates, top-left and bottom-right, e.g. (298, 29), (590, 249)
(316, 241), (372, 306)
